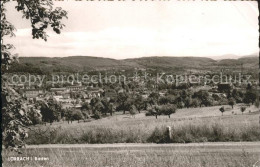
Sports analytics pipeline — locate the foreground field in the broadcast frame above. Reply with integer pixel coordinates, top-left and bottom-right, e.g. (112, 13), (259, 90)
(2, 142), (260, 167)
(27, 104), (260, 144)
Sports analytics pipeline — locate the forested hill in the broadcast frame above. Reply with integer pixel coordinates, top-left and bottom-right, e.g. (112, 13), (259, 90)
(7, 55), (258, 74)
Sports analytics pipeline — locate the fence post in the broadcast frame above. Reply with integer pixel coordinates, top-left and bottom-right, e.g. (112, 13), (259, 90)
(167, 126), (172, 141)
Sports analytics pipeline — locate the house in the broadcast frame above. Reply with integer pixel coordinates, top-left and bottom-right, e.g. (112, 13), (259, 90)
(50, 87), (67, 92)
(62, 93), (70, 99)
(53, 95), (63, 102)
(86, 91), (101, 98)
(50, 88), (68, 95)
(8, 83), (25, 90)
(21, 89), (44, 98)
(66, 86), (87, 91)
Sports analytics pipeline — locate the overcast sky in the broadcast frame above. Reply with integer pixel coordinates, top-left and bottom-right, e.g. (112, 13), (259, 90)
(4, 1), (259, 59)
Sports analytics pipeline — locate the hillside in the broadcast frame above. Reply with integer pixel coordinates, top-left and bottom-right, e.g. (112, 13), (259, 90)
(123, 56), (216, 69)
(213, 57), (259, 69)
(7, 55), (258, 74)
(8, 56), (140, 73)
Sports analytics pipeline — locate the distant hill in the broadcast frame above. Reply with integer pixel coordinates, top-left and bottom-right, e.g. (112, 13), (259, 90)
(213, 56), (259, 69)
(7, 55), (258, 74)
(123, 57), (216, 69)
(211, 53), (258, 60)
(9, 56), (140, 73)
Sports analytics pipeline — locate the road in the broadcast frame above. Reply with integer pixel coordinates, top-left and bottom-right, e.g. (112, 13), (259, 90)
(26, 142), (260, 153)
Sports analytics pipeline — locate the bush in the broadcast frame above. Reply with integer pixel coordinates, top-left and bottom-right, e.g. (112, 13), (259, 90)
(27, 108), (42, 125)
(219, 106), (225, 116)
(129, 105), (137, 117)
(219, 98), (228, 105)
(92, 111), (102, 120)
(228, 98), (236, 109)
(145, 111), (153, 116)
(159, 104), (177, 118)
(148, 127), (171, 143)
(240, 106), (246, 115)
(191, 98), (200, 108)
(146, 106), (159, 118)
(26, 123), (260, 144)
(72, 110), (83, 122)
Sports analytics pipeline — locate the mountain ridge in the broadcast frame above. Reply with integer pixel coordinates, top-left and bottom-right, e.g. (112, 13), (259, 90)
(8, 55), (258, 73)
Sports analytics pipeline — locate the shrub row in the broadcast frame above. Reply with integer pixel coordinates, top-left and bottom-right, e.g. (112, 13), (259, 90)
(26, 123), (260, 144)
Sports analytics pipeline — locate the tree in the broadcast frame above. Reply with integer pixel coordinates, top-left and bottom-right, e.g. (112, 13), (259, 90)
(231, 89), (243, 103)
(243, 90), (257, 106)
(147, 105), (160, 119)
(191, 98), (200, 108)
(81, 102), (91, 119)
(108, 103), (115, 116)
(212, 93), (221, 101)
(93, 111), (102, 120)
(101, 98), (110, 115)
(129, 105), (137, 118)
(65, 108), (73, 124)
(39, 100), (61, 124)
(1, 85), (31, 150)
(184, 97), (192, 108)
(134, 94), (145, 113)
(160, 104), (177, 118)
(92, 101), (104, 116)
(39, 101), (55, 124)
(193, 90), (213, 107)
(1, 0), (67, 150)
(176, 101), (185, 109)
(219, 106), (225, 116)
(255, 99), (260, 109)
(228, 98), (236, 109)
(81, 102), (90, 112)
(147, 97), (157, 107)
(240, 106), (246, 115)
(60, 108), (66, 121)
(90, 97), (105, 116)
(27, 107), (42, 125)
(158, 96), (170, 105)
(149, 92), (160, 105)
(72, 110), (83, 123)
(117, 92), (131, 114)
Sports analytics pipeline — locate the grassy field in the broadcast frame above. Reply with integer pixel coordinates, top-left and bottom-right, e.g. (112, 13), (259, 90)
(2, 104), (260, 167)
(2, 143), (260, 167)
(26, 104), (260, 144)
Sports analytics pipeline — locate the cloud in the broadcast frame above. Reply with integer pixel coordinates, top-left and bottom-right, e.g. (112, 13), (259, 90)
(3, 1), (258, 59)
(4, 25), (258, 59)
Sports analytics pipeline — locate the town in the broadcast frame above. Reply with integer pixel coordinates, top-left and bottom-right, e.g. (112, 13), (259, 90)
(4, 64), (258, 125)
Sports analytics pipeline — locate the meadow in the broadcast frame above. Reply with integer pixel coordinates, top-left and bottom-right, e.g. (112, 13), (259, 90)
(26, 104), (260, 144)
(2, 104), (260, 167)
(2, 143), (260, 167)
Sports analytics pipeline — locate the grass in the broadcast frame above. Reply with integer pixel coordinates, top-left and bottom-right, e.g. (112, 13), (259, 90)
(25, 104), (260, 144)
(2, 105), (260, 167)
(2, 144), (260, 167)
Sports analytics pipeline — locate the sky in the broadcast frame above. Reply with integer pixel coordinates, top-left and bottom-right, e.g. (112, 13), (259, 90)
(4, 1), (259, 59)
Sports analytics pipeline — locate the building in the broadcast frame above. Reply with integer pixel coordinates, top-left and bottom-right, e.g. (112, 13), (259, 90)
(66, 86), (87, 91)
(8, 83), (25, 90)
(50, 88), (67, 92)
(50, 88), (68, 95)
(20, 89), (44, 98)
